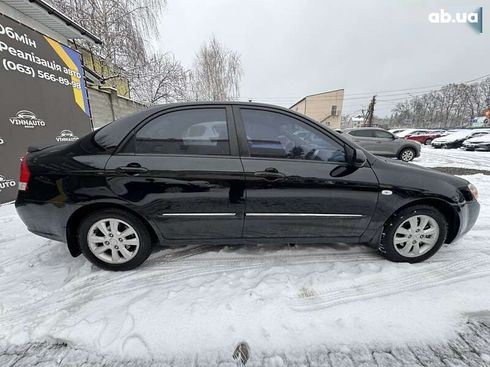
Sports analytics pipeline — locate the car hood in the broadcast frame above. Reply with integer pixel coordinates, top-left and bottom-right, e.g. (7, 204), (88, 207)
(372, 156), (469, 193)
(463, 135), (490, 144)
(432, 136), (465, 143)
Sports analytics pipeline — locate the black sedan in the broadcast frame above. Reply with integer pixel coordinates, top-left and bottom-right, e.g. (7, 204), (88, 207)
(15, 102), (480, 270)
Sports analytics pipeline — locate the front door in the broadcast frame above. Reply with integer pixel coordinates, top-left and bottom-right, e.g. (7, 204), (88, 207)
(371, 129), (398, 155)
(105, 106), (245, 240)
(235, 107), (379, 240)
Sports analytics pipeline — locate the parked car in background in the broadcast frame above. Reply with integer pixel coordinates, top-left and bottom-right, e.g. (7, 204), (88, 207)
(389, 128), (406, 135)
(394, 129), (419, 138)
(432, 129), (490, 149)
(15, 102), (479, 270)
(343, 128), (421, 162)
(405, 130), (445, 145)
(462, 133), (490, 151)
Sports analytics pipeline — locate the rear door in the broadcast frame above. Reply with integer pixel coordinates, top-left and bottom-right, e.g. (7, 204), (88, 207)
(235, 107), (379, 240)
(105, 105), (245, 240)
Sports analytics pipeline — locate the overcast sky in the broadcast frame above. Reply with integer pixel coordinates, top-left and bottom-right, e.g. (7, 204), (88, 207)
(156, 0), (489, 117)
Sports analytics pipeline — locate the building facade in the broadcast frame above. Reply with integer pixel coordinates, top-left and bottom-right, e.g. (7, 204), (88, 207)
(290, 89), (344, 129)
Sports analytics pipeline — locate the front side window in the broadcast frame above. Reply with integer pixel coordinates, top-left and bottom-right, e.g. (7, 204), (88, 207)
(132, 109), (230, 155)
(373, 130), (394, 139)
(241, 109), (345, 162)
(348, 129), (374, 137)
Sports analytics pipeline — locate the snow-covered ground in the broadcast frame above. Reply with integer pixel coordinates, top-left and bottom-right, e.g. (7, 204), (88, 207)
(1, 150), (490, 365)
(414, 145), (490, 170)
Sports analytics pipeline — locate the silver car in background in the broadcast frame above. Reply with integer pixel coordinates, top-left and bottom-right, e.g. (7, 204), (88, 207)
(343, 127), (421, 162)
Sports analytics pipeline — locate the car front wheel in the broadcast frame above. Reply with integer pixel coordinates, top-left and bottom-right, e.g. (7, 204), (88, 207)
(78, 209), (153, 271)
(379, 205), (447, 263)
(398, 147), (416, 162)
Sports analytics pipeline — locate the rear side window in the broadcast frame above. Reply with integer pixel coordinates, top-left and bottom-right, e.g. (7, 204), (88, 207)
(129, 109), (230, 156)
(94, 107), (161, 152)
(348, 129), (374, 137)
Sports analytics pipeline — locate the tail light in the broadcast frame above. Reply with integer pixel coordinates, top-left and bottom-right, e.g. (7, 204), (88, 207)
(19, 155), (31, 191)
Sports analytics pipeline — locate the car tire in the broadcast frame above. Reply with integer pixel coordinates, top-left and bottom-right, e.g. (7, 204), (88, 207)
(425, 138), (432, 145)
(379, 205), (447, 263)
(78, 209), (153, 271)
(398, 147), (416, 162)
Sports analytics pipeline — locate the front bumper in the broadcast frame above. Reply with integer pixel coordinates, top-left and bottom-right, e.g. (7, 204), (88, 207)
(462, 144), (490, 151)
(451, 200), (480, 243)
(432, 141), (462, 149)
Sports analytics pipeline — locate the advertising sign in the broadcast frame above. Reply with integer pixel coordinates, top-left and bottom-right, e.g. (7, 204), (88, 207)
(0, 13), (92, 203)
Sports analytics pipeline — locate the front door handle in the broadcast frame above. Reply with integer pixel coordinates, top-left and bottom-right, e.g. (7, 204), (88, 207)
(254, 168), (285, 180)
(116, 163), (148, 174)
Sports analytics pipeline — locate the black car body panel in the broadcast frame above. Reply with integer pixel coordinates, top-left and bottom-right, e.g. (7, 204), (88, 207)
(15, 102), (480, 257)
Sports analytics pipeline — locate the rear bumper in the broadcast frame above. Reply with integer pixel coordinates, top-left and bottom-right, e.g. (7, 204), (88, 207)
(15, 197), (78, 243)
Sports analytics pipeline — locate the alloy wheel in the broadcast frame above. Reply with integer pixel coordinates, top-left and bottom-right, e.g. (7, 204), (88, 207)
(401, 149), (415, 162)
(393, 215), (440, 257)
(87, 218), (140, 264)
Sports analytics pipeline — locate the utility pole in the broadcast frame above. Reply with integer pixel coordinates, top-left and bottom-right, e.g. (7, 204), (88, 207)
(364, 95), (376, 127)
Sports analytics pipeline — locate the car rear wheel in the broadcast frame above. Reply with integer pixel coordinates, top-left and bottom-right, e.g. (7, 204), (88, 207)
(398, 147), (416, 162)
(379, 205), (447, 263)
(78, 209), (153, 271)
(425, 138), (433, 145)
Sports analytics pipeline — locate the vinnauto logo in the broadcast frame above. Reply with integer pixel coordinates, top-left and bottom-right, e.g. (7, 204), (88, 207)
(429, 7), (483, 33)
(56, 129), (79, 142)
(10, 110), (46, 129)
(0, 137), (4, 145)
(0, 175), (16, 193)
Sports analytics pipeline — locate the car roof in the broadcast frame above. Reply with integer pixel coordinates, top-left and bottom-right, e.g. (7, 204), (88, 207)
(107, 101), (302, 127)
(93, 101), (333, 151)
(344, 127), (387, 131)
(151, 101), (295, 112)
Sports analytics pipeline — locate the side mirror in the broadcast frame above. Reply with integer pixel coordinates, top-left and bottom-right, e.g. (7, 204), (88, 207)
(352, 148), (367, 168)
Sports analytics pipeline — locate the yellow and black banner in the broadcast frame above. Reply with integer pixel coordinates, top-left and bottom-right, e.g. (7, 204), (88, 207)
(0, 13), (92, 203)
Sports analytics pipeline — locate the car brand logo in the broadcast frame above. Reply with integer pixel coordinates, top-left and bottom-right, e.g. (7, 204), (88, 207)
(0, 175), (16, 192)
(56, 129), (79, 142)
(9, 110), (46, 129)
(0, 137), (4, 145)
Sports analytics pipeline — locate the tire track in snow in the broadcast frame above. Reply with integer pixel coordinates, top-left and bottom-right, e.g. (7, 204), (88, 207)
(290, 256), (490, 311)
(1, 248), (489, 328)
(0, 248), (383, 325)
(0, 245), (487, 319)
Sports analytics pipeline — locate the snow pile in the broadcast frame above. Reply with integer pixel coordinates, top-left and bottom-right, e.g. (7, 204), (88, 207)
(0, 175), (489, 360)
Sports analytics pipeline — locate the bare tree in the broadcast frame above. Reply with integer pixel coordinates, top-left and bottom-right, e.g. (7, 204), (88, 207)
(48, 0), (164, 67)
(47, 0), (192, 105)
(190, 36), (242, 101)
(391, 78), (490, 128)
(130, 53), (189, 105)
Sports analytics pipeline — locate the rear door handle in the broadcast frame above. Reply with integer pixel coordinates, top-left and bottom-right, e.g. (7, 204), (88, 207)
(116, 164), (148, 174)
